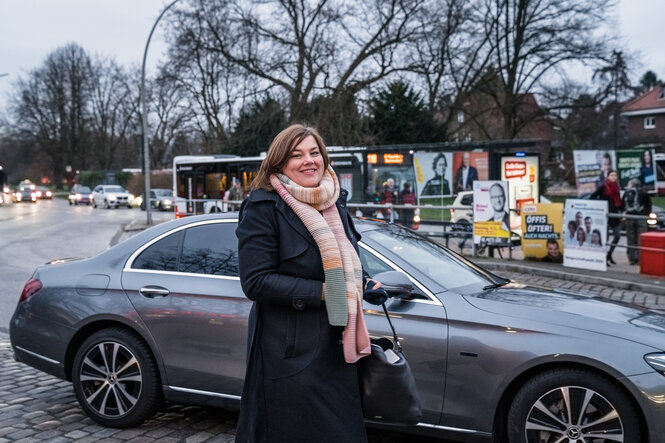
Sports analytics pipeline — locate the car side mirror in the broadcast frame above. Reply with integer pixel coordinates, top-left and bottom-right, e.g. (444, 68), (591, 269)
(372, 270), (414, 299)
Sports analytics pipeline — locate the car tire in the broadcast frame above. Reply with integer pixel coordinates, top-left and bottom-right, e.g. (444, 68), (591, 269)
(92, 198), (97, 208)
(72, 328), (163, 428)
(507, 368), (642, 443)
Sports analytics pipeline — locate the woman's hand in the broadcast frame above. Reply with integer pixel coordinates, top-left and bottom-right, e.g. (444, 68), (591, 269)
(363, 279), (388, 305)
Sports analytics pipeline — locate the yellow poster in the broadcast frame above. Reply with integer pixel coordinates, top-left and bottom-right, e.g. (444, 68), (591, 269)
(520, 203), (564, 263)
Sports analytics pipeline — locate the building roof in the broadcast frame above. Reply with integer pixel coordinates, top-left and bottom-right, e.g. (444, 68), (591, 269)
(621, 85), (665, 116)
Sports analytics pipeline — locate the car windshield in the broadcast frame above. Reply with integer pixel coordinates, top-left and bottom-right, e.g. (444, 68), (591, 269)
(77, 187), (91, 193)
(155, 189), (172, 196)
(105, 186), (125, 193)
(361, 225), (494, 291)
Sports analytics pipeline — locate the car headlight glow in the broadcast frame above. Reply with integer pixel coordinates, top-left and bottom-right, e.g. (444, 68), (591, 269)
(645, 353), (665, 375)
(164, 199), (172, 205)
(647, 212), (658, 226)
(129, 194), (135, 200)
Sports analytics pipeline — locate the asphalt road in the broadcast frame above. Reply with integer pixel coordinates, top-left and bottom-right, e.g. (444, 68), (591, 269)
(0, 198), (173, 334)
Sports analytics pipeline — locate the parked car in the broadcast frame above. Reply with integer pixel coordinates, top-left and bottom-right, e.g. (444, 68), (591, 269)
(36, 186), (53, 200)
(449, 190), (474, 230)
(140, 188), (173, 211)
(68, 185), (93, 206)
(91, 185), (134, 209)
(13, 185), (38, 203)
(10, 215), (665, 441)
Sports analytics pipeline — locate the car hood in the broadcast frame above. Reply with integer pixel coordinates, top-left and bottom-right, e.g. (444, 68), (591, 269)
(463, 284), (665, 349)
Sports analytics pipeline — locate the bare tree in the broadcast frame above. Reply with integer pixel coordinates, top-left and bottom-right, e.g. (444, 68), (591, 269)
(88, 59), (137, 169)
(169, 0), (422, 122)
(9, 43), (92, 185)
(477, 0), (613, 139)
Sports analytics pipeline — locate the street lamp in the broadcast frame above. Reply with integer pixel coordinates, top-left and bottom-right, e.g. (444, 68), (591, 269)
(140, 0), (180, 225)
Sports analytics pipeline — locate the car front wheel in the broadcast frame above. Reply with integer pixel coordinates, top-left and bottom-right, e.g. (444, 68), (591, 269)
(507, 368), (642, 443)
(72, 328), (163, 428)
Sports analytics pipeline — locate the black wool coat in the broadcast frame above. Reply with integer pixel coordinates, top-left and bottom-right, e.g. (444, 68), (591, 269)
(234, 188), (368, 443)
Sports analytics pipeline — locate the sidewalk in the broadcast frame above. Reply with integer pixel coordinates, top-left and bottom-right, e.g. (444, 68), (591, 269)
(420, 224), (665, 296)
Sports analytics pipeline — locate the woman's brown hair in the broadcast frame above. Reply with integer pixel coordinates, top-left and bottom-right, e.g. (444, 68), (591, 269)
(251, 124), (329, 191)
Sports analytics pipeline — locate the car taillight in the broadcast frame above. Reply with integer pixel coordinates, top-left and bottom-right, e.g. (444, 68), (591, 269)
(19, 278), (43, 303)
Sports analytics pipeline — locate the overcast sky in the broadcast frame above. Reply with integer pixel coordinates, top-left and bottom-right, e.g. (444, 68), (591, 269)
(1, 0), (664, 116)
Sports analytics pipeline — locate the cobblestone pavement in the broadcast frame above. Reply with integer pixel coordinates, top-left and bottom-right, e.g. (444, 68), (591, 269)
(2, 269), (663, 443)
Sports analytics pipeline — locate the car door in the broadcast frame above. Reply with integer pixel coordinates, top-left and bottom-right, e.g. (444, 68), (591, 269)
(121, 219), (250, 398)
(358, 244), (449, 425)
(92, 186), (102, 205)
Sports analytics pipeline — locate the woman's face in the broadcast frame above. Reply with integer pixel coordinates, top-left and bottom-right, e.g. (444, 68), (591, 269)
(577, 229), (585, 243)
(608, 171), (618, 182)
(592, 231), (601, 245)
(282, 135), (325, 188)
(644, 150), (652, 164)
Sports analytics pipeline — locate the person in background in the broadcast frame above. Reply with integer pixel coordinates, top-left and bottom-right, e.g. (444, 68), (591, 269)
(454, 152), (478, 193)
(622, 178), (652, 265)
(541, 239), (563, 263)
(235, 124), (385, 443)
(226, 179), (245, 211)
(379, 177), (399, 220)
(591, 169), (622, 266)
(400, 182), (416, 226)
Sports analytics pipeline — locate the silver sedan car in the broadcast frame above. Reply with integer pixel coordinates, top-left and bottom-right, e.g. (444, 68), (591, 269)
(9, 214), (665, 442)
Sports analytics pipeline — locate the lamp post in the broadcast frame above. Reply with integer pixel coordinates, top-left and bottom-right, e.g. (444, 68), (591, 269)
(140, 0), (180, 225)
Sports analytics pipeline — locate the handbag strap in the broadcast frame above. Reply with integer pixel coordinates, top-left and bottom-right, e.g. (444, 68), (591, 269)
(380, 303), (402, 351)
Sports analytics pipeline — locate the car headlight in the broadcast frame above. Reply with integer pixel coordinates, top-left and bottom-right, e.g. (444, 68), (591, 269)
(647, 212), (658, 226)
(129, 194), (135, 201)
(164, 199), (172, 205)
(645, 353), (665, 375)
(108, 195), (116, 201)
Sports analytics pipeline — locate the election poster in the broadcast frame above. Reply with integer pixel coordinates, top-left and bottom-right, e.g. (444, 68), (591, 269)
(501, 154), (539, 233)
(414, 152), (453, 198)
(563, 199), (608, 271)
(520, 203), (564, 263)
(451, 151), (489, 194)
(616, 148), (656, 192)
(473, 180), (510, 245)
(573, 150), (615, 197)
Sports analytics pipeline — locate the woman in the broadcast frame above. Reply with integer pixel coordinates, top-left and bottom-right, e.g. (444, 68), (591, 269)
(576, 226), (586, 247)
(640, 149), (655, 192)
(235, 124), (384, 442)
(590, 228), (603, 247)
(591, 170), (623, 265)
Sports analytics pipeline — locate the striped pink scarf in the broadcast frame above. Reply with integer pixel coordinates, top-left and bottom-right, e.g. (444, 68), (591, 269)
(270, 167), (370, 363)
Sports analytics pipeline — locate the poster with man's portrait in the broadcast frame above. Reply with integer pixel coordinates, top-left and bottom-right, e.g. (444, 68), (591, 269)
(473, 180), (510, 244)
(573, 150), (616, 196)
(520, 203), (563, 263)
(414, 152), (453, 198)
(451, 151), (489, 194)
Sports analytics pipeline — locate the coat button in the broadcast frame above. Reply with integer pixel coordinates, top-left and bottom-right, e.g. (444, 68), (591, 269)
(294, 299), (305, 309)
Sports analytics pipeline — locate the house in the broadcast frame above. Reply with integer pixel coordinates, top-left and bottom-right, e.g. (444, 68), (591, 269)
(620, 85), (665, 150)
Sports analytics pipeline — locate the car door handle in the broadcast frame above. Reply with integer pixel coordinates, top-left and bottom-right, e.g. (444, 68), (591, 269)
(139, 286), (170, 298)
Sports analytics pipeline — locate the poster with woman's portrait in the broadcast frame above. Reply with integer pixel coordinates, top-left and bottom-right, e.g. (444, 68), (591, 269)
(414, 152), (453, 198)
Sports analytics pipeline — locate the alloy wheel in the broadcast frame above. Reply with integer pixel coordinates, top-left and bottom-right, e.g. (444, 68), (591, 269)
(77, 341), (143, 418)
(524, 385), (624, 442)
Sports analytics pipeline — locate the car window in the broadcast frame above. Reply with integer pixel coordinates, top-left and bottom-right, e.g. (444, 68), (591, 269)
(461, 194), (473, 205)
(179, 223), (239, 276)
(105, 186), (124, 193)
(358, 248), (393, 276)
(362, 226), (491, 291)
(132, 231), (182, 271)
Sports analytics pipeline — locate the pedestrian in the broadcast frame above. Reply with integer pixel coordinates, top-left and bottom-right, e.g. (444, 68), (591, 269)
(591, 170), (623, 266)
(400, 182), (416, 227)
(227, 179), (245, 211)
(234, 124), (387, 443)
(622, 178), (652, 265)
(379, 177), (398, 220)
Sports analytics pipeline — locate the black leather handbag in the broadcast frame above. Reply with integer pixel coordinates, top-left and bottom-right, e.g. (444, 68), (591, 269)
(357, 303), (422, 425)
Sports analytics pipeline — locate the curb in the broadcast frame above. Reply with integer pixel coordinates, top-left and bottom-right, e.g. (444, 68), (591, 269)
(478, 259), (665, 296)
